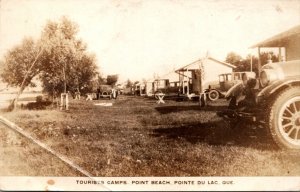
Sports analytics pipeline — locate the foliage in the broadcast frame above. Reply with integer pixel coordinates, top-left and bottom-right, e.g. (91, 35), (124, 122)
(225, 52), (243, 66)
(97, 74), (106, 85)
(1, 16), (100, 100)
(225, 51), (279, 75)
(106, 74), (118, 86)
(0, 38), (41, 89)
(126, 79), (133, 88)
(38, 17), (99, 95)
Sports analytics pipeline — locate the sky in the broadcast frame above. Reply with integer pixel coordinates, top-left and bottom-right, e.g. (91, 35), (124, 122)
(0, 0), (299, 82)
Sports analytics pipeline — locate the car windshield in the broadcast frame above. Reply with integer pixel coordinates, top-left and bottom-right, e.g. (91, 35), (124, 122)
(219, 75), (225, 82)
(226, 74), (232, 81)
(233, 73), (240, 80)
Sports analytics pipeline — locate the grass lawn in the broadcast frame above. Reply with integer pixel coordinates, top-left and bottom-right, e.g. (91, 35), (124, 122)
(1, 95), (300, 176)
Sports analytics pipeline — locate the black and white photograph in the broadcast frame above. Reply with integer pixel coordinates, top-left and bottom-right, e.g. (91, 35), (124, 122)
(0, 0), (299, 191)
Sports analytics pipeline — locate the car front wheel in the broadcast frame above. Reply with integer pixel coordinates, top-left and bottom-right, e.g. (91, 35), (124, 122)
(208, 90), (219, 101)
(267, 86), (300, 149)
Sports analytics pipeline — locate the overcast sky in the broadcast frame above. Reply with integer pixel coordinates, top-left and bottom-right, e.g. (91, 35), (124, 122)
(0, 0), (299, 82)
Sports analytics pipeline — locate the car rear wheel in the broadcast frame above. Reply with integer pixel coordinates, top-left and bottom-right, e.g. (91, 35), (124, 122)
(267, 86), (300, 149)
(208, 90), (219, 101)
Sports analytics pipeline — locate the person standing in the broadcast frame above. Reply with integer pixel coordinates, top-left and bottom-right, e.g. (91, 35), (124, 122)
(75, 88), (81, 100)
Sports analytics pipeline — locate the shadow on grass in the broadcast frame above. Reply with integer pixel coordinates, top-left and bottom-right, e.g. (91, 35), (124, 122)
(151, 120), (278, 150)
(155, 105), (227, 114)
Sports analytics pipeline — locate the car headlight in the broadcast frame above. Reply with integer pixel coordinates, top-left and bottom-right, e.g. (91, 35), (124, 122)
(259, 69), (278, 87)
(260, 71), (269, 87)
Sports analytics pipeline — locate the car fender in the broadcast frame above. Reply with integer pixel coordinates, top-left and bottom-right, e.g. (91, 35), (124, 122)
(225, 82), (244, 98)
(256, 78), (300, 103)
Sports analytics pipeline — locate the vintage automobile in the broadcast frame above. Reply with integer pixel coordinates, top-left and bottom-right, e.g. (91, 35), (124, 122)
(97, 85), (114, 99)
(153, 79), (181, 99)
(206, 71), (256, 101)
(218, 60), (300, 149)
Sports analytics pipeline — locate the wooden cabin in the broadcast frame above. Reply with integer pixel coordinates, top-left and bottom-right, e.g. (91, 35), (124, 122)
(175, 57), (236, 97)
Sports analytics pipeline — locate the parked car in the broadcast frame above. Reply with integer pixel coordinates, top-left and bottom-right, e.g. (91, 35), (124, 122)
(218, 60), (300, 149)
(206, 71), (256, 101)
(153, 79), (181, 99)
(97, 85), (113, 99)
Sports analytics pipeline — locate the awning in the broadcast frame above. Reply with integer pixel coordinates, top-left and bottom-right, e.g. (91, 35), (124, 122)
(250, 25), (300, 48)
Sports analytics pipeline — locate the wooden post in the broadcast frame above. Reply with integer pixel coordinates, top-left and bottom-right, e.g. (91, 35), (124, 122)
(250, 54), (253, 72)
(181, 71), (185, 94)
(60, 93), (69, 110)
(279, 47), (282, 62)
(186, 69), (189, 95)
(258, 47), (261, 74)
(198, 60), (207, 107)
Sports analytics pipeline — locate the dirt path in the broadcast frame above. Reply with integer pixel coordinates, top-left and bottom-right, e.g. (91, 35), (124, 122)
(0, 123), (79, 176)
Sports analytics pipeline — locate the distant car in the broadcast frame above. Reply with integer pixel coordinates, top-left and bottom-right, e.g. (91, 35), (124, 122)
(218, 60), (300, 149)
(206, 71), (256, 101)
(98, 85), (113, 99)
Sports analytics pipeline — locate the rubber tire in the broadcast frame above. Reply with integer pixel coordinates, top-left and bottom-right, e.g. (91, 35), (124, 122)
(208, 90), (219, 101)
(267, 86), (300, 150)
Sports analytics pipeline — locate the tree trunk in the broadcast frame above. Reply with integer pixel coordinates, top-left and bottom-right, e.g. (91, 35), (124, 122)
(7, 47), (44, 112)
(7, 86), (26, 111)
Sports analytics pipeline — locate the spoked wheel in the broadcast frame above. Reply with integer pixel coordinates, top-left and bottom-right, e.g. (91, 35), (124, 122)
(268, 87), (300, 149)
(208, 90), (219, 101)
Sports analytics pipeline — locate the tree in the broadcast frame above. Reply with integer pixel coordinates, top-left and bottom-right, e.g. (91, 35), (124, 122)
(106, 74), (118, 86)
(39, 16), (98, 96)
(0, 38), (43, 110)
(1, 17), (100, 110)
(97, 74), (106, 85)
(225, 52), (242, 66)
(126, 79), (133, 88)
(225, 51), (279, 75)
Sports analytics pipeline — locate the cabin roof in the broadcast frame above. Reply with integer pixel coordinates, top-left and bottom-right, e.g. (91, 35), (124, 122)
(175, 57), (235, 72)
(250, 25), (300, 48)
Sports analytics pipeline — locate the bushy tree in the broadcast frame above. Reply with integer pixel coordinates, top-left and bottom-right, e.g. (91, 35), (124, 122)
(0, 38), (43, 110)
(225, 52), (242, 66)
(1, 38), (41, 88)
(0, 17), (100, 110)
(225, 51), (279, 75)
(106, 74), (118, 86)
(39, 17), (98, 96)
(126, 79), (133, 88)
